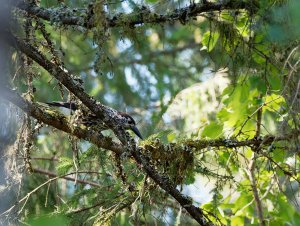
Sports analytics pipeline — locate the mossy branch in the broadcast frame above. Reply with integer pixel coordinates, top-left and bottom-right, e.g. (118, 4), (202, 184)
(16, 1), (257, 29)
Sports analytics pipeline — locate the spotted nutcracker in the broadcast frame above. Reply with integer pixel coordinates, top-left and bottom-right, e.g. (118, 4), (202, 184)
(46, 101), (143, 139)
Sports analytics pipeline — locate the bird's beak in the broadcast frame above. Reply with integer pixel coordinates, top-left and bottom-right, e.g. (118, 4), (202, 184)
(131, 126), (143, 139)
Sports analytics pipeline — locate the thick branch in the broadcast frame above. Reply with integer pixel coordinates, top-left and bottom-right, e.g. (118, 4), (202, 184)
(7, 34), (129, 142)
(131, 147), (215, 225)
(6, 35), (217, 225)
(4, 86), (297, 157)
(3, 87), (298, 225)
(2, 88), (215, 224)
(184, 133), (299, 151)
(5, 34), (297, 226)
(16, 1), (255, 28)
(0, 87), (123, 154)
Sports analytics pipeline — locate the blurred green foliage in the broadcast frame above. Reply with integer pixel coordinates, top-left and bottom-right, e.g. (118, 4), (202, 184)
(7, 0), (300, 225)
(25, 214), (69, 226)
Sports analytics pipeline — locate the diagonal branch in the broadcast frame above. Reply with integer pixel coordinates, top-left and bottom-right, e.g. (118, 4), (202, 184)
(3, 87), (299, 225)
(7, 33), (129, 142)
(130, 146), (215, 225)
(0, 87), (123, 154)
(5, 35), (216, 225)
(4, 33), (299, 226)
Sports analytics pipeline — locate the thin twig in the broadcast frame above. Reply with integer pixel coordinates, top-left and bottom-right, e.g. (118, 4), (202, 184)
(0, 170), (103, 218)
(32, 168), (102, 187)
(235, 96), (281, 138)
(247, 100), (265, 226)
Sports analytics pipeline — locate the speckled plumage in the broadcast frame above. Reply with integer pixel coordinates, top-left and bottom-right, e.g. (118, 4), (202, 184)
(46, 101), (143, 139)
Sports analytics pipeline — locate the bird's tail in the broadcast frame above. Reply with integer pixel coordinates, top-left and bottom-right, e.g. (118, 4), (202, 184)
(46, 101), (78, 110)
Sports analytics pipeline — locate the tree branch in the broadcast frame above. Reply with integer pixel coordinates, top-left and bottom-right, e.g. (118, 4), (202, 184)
(32, 168), (102, 188)
(4, 33), (298, 226)
(7, 33), (130, 142)
(2, 87), (299, 225)
(130, 146), (215, 225)
(0, 170), (104, 218)
(0, 87), (123, 154)
(16, 1), (256, 28)
(5, 34), (218, 225)
(184, 133), (299, 151)
(247, 105), (265, 226)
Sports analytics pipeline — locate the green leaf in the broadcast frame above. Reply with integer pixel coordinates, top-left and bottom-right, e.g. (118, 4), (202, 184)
(293, 212), (300, 225)
(276, 194), (295, 221)
(26, 214), (69, 226)
(272, 147), (285, 162)
(231, 216), (244, 226)
(201, 122), (223, 138)
(264, 94), (286, 113)
(167, 132), (176, 142)
(202, 31), (220, 52)
(184, 171), (195, 185)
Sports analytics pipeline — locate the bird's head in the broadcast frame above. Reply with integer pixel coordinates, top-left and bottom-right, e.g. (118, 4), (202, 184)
(119, 112), (143, 139)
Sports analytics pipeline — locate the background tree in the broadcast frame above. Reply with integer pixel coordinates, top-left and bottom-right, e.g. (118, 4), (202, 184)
(0, 0), (300, 225)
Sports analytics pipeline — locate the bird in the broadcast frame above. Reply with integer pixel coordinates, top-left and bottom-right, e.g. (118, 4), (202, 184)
(46, 101), (143, 139)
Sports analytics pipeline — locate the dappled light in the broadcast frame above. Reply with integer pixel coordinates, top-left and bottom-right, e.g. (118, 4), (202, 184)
(0, 0), (300, 225)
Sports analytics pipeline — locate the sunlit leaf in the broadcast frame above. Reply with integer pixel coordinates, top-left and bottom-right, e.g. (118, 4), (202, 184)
(202, 31), (220, 52)
(201, 122), (223, 138)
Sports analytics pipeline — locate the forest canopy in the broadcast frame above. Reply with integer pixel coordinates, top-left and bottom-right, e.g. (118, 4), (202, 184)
(0, 0), (300, 225)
